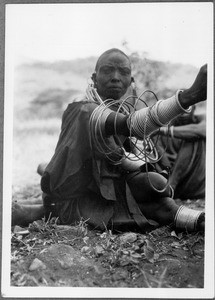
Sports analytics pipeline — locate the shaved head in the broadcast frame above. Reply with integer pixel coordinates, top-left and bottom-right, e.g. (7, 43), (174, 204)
(92, 48), (132, 100)
(95, 48), (131, 71)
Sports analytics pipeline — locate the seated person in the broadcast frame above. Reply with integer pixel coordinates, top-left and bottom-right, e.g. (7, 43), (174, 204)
(153, 105), (206, 200)
(12, 48), (207, 233)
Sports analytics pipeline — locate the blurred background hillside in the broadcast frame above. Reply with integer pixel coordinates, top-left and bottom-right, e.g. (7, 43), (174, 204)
(14, 53), (199, 121)
(6, 2), (211, 193)
(12, 53), (204, 191)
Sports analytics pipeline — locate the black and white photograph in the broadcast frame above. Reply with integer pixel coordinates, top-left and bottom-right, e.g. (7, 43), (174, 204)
(1, 1), (214, 298)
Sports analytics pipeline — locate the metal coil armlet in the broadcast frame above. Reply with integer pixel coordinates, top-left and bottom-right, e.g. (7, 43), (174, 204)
(174, 205), (203, 232)
(86, 85), (188, 193)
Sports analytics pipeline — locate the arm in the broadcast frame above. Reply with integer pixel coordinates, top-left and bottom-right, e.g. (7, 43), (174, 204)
(160, 120), (206, 140)
(178, 65), (207, 109)
(105, 64), (207, 137)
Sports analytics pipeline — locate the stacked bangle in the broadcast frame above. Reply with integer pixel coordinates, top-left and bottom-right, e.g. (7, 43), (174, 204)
(160, 127), (168, 136)
(170, 126), (174, 138)
(174, 205), (202, 232)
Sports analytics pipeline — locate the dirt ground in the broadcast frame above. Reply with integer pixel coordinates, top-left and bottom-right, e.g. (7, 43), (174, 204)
(11, 184), (205, 289)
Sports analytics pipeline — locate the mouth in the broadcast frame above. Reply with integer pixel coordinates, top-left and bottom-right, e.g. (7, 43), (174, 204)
(108, 86), (122, 91)
(103, 86), (124, 100)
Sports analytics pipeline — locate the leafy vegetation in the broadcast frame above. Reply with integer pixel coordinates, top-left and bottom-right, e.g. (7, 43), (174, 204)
(11, 201), (205, 288)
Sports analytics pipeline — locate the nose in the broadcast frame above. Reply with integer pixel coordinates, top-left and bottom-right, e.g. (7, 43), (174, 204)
(111, 70), (121, 82)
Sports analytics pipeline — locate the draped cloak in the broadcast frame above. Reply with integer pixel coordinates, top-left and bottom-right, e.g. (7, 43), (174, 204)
(154, 112), (206, 200)
(41, 96), (157, 231)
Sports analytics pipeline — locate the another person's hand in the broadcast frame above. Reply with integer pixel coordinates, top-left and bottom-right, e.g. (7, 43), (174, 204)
(179, 64), (207, 109)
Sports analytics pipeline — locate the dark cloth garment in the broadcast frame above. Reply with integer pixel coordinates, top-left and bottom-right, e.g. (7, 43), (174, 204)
(41, 96), (158, 232)
(169, 139), (205, 199)
(153, 112), (206, 200)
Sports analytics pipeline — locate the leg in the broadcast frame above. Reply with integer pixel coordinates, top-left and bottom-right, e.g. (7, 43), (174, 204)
(11, 162), (47, 227)
(127, 171), (173, 202)
(12, 202), (45, 227)
(13, 198), (43, 205)
(127, 171), (204, 231)
(138, 196), (179, 225)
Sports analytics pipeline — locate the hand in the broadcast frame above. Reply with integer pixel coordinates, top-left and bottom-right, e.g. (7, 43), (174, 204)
(179, 64), (207, 109)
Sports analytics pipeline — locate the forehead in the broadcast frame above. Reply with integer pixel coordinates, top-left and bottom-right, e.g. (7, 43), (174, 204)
(97, 51), (131, 69)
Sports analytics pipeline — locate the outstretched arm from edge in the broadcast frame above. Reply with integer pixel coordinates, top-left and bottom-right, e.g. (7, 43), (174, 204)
(179, 64), (207, 109)
(105, 65), (207, 137)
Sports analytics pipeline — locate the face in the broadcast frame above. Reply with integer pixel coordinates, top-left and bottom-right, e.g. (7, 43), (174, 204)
(94, 51), (132, 100)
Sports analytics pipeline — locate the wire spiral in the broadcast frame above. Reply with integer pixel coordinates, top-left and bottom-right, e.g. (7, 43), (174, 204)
(88, 84), (172, 193)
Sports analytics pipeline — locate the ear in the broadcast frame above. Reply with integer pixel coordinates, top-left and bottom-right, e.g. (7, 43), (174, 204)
(91, 72), (97, 86)
(131, 76), (136, 94)
(131, 76), (136, 88)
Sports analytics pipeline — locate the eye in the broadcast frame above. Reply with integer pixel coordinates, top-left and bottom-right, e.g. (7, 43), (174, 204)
(119, 67), (131, 76)
(100, 66), (115, 74)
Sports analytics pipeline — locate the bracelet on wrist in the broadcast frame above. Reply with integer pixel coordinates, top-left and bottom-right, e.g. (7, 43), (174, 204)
(160, 126), (168, 136)
(176, 90), (192, 113)
(170, 126), (174, 138)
